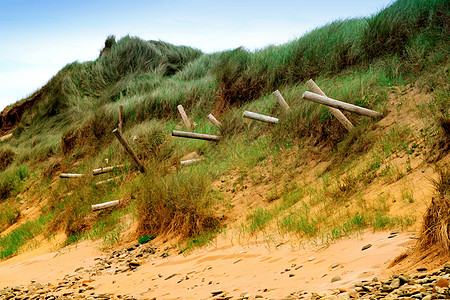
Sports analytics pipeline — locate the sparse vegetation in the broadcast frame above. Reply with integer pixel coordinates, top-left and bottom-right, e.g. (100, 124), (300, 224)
(415, 166), (450, 255)
(0, 0), (448, 259)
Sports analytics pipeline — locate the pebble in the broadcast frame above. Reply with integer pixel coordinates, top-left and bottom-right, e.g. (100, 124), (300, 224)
(331, 275), (342, 283)
(2, 242), (450, 300)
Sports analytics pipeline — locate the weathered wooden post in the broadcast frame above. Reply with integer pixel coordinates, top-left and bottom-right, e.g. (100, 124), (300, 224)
(177, 105), (192, 130)
(92, 165), (124, 176)
(243, 111), (279, 124)
(302, 91), (381, 118)
(0, 133), (12, 142)
(59, 173), (86, 178)
(92, 200), (120, 211)
(306, 79), (354, 131)
(113, 128), (145, 173)
(172, 130), (220, 141)
(95, 176), (121, 186)
(207, 114), (221, 129)
(118, 105), (124, 132)
(273, 90), (290, 113)
(180, 158), (204, 166)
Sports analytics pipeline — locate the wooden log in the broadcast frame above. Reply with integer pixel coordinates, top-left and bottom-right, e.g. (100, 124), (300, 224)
(243, 111), (279, 124)
(180, 158), (203, 166)
(92, 165), (124, 176)
(273, 90), (290, 112)
(207, 114), (221, 129)
(95, 176), (121, 186)
(177, 104), (192, 130)
(113, 128), (145, 173)
(0, 133), (12, 142)
(118, 105), (124, 132)
(172, 130), (220, 141)
(59, 173), (85, 178)
(306, 79), (354, 131)
(92, 200), (120, 211)
(302, 91), (381, 118)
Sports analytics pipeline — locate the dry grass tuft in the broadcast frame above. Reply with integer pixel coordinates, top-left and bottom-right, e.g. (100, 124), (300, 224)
(415, 166), (450, 255)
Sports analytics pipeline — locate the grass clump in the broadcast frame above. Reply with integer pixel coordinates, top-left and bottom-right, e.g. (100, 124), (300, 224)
(0, 213), (51, 260)
(0, 203), (20, 230)
(0, 148), (15, 171)
(415, 166), (450, 255)
(137, 168), (218, 238)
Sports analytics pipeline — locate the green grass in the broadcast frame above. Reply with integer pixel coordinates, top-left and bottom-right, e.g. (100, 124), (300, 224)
(0, 213), (52, 259)
(0, 0), (448, 252)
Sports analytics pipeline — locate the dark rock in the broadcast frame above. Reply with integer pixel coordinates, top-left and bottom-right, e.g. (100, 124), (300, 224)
(417, 267), (428, 272)
(433, 278), (449, 292)
(362, 244), (372, 251)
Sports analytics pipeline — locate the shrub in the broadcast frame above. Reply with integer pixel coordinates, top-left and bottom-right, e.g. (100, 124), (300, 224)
(137, 169), (218, 238)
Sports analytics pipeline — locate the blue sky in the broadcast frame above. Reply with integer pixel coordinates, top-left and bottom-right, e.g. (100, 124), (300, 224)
(0, 0), (394, 111)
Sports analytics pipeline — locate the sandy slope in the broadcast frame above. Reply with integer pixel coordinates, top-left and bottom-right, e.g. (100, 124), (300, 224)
(0, 229), (421, 299)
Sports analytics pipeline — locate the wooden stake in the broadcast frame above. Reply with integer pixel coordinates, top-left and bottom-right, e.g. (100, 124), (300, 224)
(92, 200), (120, 211)
(243, 111), (279, 124)
(172, 130), (220, 141)
(92, 165), (124, 176)
(180, 158), (203, 166)
(306, 79), (354, 131)
(302, 91), (381, 118)
(273, 90), (290, 112)
(177, 105), (192, 130)
(207, 114), (221, 129)
(95, 176), (121, 186)
(59, 173), (85, 178)
(113, 128), (145, 173)
(0, 133), (12, 142)
(118, 105), (124, 132)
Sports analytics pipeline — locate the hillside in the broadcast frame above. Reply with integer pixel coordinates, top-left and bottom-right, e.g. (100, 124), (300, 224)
(0, 0), (449, 298)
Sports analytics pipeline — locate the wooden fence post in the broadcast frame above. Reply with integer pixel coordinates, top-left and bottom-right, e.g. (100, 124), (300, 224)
(172, 130), (221, 141)
(273, 90), (290, 113)
(180, 158), (204, 166)
(177, 105), (192, 130)
(306, 79), (354, 131)
(92, 165), (124, 176)
(59, 173), (86, 178)
(243, 111), (279, 124)
(92, 200), (120, 211)
(118, 105), (124, 132)
(95, 176), (121, 186)
(207, 114), (221, 129)
(302, 91), (381, 118)
(113, 128), (145, 173)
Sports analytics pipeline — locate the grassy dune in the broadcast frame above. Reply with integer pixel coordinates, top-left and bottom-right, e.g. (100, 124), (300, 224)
(0, 0), (448, 258)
